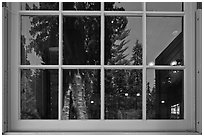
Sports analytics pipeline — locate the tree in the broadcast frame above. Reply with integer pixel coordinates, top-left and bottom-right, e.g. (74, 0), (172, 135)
(131, 40), (142, 65)
(146, 82), (156, 119)
(105, 11), (143, 119)
(107, 29), (130, 65)
(21, 70), (41, 119)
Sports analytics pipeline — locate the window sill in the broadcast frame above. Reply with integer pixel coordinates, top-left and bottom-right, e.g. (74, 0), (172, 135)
(3, 131), (201, 135)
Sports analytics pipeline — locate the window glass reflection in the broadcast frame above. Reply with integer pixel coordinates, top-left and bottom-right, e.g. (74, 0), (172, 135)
(105, 2), (142, 11)
(147, 17), (183, 66)
(21, 2), (59, 10)
(63, 16), (100, 65)
(146, 69), (184, 119)
(62, 69), (100, 119)
(105, 16), (142, 65)
(21, 16), (59, 65)
(63, 2), (100, 10)
(105, 69), (142, 119)
(146, 2), (183, 11)
(21, 69), (58, 119)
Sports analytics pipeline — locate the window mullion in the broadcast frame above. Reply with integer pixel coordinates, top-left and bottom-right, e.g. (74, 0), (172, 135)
(101, 2), (105, 120)
(62, 11), (101, 16)
(142, 2), (147, 120)
(58, 2), (63, 120)
(19, 11), (59, 15)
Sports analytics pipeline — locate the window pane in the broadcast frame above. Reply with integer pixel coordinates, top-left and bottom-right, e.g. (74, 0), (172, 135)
(105, 16), (142, 65)
(21, 2), (59, 10)
(105, 2), (142, 11)
(147, 17), (183, 66)
(21, 16), (59, 65)
(62, 69), (100, 119)
(146, 2), (183, 11)
(63, 2), (100, 10)
(105, 69), (142, 119)
(146, 69), (184, 119)
(21, 69), (58, 119)
(63, 16), (100, 65)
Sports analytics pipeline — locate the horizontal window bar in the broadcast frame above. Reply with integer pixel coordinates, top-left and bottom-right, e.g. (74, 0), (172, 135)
(146, 12), (185, 17)
(19, 65), (59, 69)
(19, 11), (184, 16)
(104, 11), (184, 16)
(19, 65), (185, 69)
(104, 11), (143, 16)
(61, 65), (101, 69)
(19, 11), (60, 15)
(146, 66), (185, 69)
(19, 65), (102, 69)
(62, 11), (101, 16)
(104, 65), (143, 69)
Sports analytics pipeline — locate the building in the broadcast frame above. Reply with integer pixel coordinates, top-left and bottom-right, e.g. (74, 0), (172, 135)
(155, 32), (184, 119)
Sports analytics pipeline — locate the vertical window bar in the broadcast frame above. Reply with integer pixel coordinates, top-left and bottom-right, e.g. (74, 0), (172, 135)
(18, 3), (21, 120)
(101, 2), (105, 120)
(142, 2), (147, 120)
(59, 2), (63, 66)
(58, 2), (63, 120)
(17, 3), (19, 120)
(18, 8), (21, 66)
(18, 68), (21, 120)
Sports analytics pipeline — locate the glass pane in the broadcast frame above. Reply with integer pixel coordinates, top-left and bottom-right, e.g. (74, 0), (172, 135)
(147, 17), (183, 66)
(146, 2), (183, 11)
(21, 69), (58, 119)
(63, 16), (100, 65)
(105, 69), (142, 119)
(105, 16), (142, 65)
(21, 2), (59, 10)
(62, 69), (100, 119)
(63, 2), (100, 10)
(146, 69), (184, 119)
(21, 16), (59, 65)
(105, 2), (142, 11)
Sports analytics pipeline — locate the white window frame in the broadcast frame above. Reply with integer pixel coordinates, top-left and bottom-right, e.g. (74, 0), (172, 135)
(2, 2), (201, 134)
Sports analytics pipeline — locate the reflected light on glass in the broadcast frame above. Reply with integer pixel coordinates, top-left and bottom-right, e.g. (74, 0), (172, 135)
(161, 100), (165, 104)
(173, 70), (177, 73)
(90, 100), (94, 104)
(170, 60), (177, 66)
(148, 61), (155, 66)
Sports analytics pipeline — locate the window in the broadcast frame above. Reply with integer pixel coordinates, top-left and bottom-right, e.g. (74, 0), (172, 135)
(3, 2), (201, 134)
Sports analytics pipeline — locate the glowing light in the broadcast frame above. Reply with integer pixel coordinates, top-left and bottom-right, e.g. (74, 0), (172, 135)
(161, 100), (165, 104)
(125, 93), (128, 96)
(148, 62), (155, 66)
(91, 101), (94, 104)
(136, 93), (140, 97)
(170, 61), (177, 66)
(173, 71), (177, 73)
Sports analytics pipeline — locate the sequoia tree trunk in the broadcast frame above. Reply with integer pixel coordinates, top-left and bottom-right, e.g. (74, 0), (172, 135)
(72, 72), (88, 119)
(62, 71), (88, 119)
